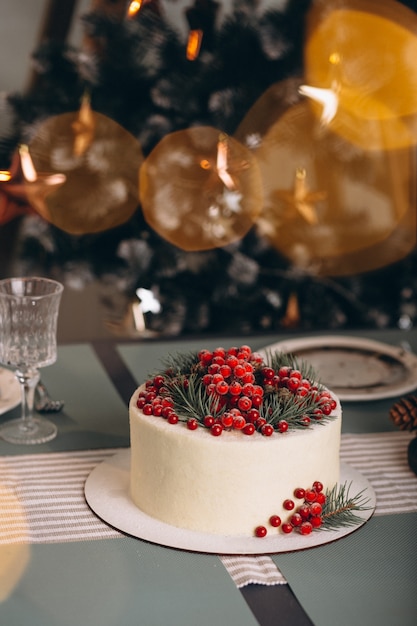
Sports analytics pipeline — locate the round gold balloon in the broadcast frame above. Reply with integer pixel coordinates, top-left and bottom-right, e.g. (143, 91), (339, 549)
(139, 126), (263, 251)
(304, 0), (417, 149)
(236, 95), (415, 275)
(27, 109), (143, 234)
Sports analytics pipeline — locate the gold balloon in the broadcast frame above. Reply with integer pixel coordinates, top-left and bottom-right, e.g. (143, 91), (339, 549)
(304, 0), (417, 149)
(139, 126), (263, 251)
(236, 95), (416, 276)
(27, 108), (143, 234)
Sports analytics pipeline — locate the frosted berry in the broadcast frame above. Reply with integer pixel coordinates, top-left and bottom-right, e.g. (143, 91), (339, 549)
(299, 521), (313, 535)
(313, 481), (323, 492)
(211, 423), (223, 436)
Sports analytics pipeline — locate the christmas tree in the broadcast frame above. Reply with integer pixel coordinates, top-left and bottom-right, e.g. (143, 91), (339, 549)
(1, 0), (417, 337)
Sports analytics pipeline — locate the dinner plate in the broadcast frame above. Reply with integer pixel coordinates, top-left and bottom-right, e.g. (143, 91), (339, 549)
(258, 335), (417, 401)
(84, 451), (375, 555)
(0, 368), (20, 416)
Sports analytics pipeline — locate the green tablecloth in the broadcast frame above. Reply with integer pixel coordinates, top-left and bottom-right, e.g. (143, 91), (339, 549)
(274, 513), (417, 626)
(1, 538), (258, 626)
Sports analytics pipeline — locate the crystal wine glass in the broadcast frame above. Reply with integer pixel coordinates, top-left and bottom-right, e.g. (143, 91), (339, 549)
(0, 277), (63, 444)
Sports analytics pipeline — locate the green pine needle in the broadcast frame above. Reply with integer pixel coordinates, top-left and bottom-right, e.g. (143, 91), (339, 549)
(320, 482), (372, 530)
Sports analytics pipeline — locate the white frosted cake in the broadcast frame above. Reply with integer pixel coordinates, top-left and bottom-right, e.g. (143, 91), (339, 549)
(129, 345), (342, 537)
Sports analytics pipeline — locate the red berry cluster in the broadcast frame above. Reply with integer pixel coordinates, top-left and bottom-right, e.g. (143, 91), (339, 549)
(255, 481), (327, 537)
(136, 345), (337, 436)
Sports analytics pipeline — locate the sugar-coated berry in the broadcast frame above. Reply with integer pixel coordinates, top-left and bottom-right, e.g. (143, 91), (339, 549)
(278, 420), (289, 433)
(315, 492), (326, 505)
(269, 515), (281, 527)
(305, 489), (318, 502)
(203, 415), (215, 428)
(310, 502), (323, 516)
(290, 513), (303, 527)
(299, 521), (313, 535)
(313, 481), (324, 492)
(261, 423), (274, 437)
(310, 515), (323, 528)
(211, 423), (223, 436)
(255, 525), (267, 538)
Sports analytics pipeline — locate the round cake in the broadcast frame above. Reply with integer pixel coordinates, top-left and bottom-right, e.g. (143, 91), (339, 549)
(129, 345), (342, 537)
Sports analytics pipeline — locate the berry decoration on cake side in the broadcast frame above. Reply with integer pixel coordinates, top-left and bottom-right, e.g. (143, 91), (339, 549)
(254, 481), (372, 537)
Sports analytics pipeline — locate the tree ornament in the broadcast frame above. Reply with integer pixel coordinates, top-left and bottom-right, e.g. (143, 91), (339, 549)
(0, 145), (65, 226)
(139, 126), (263, 251)
(26, 108), (143, 234)
(237, 90), (416, 276)
(304, 0), (417, 150)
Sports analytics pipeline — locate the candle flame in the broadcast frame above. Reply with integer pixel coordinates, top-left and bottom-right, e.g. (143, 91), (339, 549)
(0, 170), (11, 182)
(216, 134), (236, 191)
(19, 144), (37, 182)
(186, 29), (203, 61)
(127, 1), (142, 19)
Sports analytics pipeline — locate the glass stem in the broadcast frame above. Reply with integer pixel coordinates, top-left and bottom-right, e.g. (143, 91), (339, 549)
(15, 369), (40, 430)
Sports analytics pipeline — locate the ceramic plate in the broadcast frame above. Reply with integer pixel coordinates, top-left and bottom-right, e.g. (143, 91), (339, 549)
(258, 336), (417, 401)
(0, 368), (20, 416)
(85, 451), (375, 555)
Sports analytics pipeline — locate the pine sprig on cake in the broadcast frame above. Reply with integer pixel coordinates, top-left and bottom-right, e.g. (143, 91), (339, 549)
(137, 344), (338, 436)
(320, 482), (372, 530)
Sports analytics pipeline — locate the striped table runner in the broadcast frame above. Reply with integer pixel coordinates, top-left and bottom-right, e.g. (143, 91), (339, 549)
(1, 431), (415, 588)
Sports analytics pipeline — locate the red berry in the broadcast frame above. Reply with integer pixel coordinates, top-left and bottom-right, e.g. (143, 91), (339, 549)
(261, 423), (274, 437)
(299, 521), (313, 535)
(269, 515), (281, 527)
(203, 415), (215, 428)
(282, 523), (293, 534)
(283, 499), (295, 511)
(143, 403), (153, 415)
(233, 415), (246, 430)
(211, 423), (223, 436)
(294, 488), (306, 499)
(278, 420), (289, 433)
(187, 418), (198, 430)
(261, 367), (275, 380)
(242, 423), (255, 435)
(310, 515), (323, 528)
(168, 413), (179, 424)
(229, 381), (242, 396)
(310, 502), (323, 516)
(305, 489), (318, 502)
(299, 504), (311, 520)
(238, 396), (252, 412)
(255, 525), (267, 538)
(313, 481), (323, 492)
(315, 492), (326, 505)
(221, 413), (234, 428)
(290, 513), (303, 527)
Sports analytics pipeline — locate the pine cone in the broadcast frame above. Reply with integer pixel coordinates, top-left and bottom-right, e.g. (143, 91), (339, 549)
(389, 395), (417, 431)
